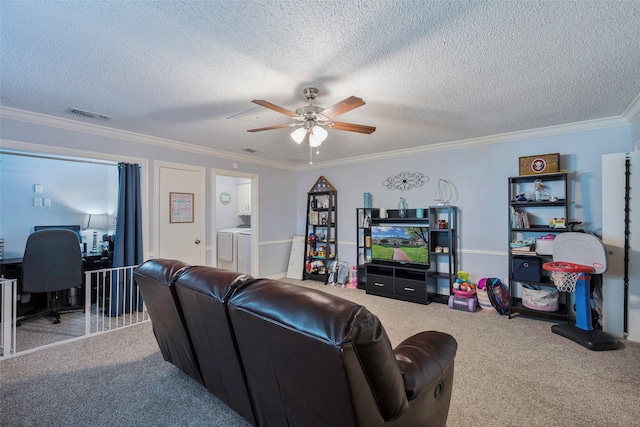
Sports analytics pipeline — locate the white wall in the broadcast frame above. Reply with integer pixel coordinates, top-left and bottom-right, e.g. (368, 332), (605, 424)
(1, 112), (298, 278)
(0, 153), (118, 258)
(632, 114), (640, 150)
(1, 109), (635, 281)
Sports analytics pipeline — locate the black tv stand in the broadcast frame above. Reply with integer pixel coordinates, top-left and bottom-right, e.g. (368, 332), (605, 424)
(366, 264), (429, 304)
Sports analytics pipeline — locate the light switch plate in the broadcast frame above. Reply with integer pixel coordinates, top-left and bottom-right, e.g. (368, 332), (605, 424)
(34, 184), (43, 193)
(34, 197), (43, 206)
(44, 198), (51, 206)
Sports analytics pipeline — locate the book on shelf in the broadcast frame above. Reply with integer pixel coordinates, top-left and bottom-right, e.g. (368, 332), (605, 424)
(510, 207), (530, 229)
(511, 246), (536, 255)
(309, 211), (319, 225)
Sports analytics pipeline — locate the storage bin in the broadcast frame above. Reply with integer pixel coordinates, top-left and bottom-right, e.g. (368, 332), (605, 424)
(522, 286), (559, 312)
(476, 287), (494, 312)
(535, 235), (556, 255)
(512, 257), (542, 282)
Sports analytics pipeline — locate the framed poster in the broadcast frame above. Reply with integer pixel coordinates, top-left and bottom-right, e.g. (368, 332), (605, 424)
(170, 192), (194, 223)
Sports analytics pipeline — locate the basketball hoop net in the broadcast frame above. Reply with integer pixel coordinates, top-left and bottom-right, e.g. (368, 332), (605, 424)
(543, 262), (595, 293)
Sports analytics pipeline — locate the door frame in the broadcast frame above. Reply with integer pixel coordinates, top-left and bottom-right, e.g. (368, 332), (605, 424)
(0, 139), (151, 261)
(154, 160), (206, 263)
(212, 169), (259, 277)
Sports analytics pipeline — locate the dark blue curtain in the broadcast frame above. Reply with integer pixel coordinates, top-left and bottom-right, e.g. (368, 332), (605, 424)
(110, 162), (143, 316)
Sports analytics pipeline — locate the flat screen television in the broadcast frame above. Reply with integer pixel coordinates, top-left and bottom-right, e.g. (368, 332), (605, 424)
(371, 224), (429, 268)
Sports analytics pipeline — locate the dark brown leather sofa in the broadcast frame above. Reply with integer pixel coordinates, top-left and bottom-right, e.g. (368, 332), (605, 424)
(133, 259), (202, 384)
(173, 265), (257, 425)
(134, 259), (458, 427)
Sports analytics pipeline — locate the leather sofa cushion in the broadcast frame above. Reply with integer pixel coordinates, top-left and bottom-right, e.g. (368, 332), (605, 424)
(172, 266), (257, 426)
(229, 279), (409, 421)
(134, 259), (202, 384)
(394, 331), (458, 399)
(174, 265), (251, 302)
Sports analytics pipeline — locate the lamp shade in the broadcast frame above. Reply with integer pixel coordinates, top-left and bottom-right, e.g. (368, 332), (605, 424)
(87, 214), (109, 230)
(291, 127), (307, 144)
(309, 125), (328, 147)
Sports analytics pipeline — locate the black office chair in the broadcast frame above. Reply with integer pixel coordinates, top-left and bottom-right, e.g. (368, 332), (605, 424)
(17, 229), (84, 326)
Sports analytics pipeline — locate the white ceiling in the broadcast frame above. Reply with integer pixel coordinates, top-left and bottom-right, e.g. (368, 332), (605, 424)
(2, 1), (640, 167)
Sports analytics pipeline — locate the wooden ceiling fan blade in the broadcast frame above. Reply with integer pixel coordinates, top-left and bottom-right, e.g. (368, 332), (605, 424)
(251, 100), (298, 117)
(321, 96), (366, 118)
(331, 121), (376, 134)
(247, 124), (294, 132)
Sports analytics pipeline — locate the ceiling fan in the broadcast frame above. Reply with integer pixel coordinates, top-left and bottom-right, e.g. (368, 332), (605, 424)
(247, 88), (376, 160)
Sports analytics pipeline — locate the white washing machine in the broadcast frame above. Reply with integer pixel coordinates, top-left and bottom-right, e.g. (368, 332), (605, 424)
(237, 230), (252, 274)
(217, 227), (251, 272)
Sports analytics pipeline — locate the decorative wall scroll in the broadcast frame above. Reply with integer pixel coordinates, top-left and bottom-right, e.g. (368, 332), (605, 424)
(170, 192), (194, 223)
(382, 172), (429, 191)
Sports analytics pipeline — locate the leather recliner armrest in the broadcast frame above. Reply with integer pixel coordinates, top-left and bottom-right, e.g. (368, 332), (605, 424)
(393, 331), (458, 399)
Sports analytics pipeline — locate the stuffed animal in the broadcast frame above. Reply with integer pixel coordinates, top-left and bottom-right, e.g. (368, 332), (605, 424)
(456, 271), (470, 282)
(454, 271), (476, 292)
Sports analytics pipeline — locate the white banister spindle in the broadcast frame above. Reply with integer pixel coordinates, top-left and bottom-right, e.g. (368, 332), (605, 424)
(1, 278), (17, 359)
(1, 265), (146, 360)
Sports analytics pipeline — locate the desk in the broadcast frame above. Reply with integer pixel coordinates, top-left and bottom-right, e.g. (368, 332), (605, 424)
(1, 253), (110, 279)
(0, 258), (23, 279)
(1, 253), (111, 315)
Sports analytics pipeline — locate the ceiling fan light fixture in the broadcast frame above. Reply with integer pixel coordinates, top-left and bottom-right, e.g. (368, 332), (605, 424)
(291, 127), (307, 144)
(309, 125), (327, 147)
(250, 87), (375, 159)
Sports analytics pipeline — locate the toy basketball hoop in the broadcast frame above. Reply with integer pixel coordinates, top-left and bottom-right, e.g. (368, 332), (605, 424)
(544, 233), (617, 351)
(543, 261), (595, 293)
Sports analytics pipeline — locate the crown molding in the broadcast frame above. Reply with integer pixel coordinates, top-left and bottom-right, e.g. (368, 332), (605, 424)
(624, 92), (640, 123)
(302, 114), (630, 170)
(0, 106), (297, 171)
(1, 105), (633, 172)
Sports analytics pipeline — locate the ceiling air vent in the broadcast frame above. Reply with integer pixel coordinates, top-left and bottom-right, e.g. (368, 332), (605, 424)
(68, 108), (111, 121)
(242, 148), (262, 154)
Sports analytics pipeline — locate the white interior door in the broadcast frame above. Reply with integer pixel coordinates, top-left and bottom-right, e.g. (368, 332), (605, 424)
(156, 162), (205, 265)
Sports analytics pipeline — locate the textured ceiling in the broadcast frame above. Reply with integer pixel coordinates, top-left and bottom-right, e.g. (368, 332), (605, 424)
(1, 0), (640, 167)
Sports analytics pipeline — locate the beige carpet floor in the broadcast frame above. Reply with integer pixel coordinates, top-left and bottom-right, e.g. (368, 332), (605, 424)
(1, 278), (638, 426)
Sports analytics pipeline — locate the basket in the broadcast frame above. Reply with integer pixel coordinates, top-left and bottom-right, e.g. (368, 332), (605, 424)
(475, 287), (494, 311)
(535, 234), (556, 255)
(522, 286), (559, 312)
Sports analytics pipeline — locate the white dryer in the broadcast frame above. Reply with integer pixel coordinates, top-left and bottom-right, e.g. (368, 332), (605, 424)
(217, 227), (250, 272)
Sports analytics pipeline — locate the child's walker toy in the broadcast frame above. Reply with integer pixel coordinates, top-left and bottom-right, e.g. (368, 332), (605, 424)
(448, 271), (477, 312)
(543, 232), (617, 350)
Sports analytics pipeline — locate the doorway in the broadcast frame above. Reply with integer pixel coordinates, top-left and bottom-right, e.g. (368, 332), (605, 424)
(213, 169), (258, 277)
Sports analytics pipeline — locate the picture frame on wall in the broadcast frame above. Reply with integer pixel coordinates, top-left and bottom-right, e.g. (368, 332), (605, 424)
(170, 192), (194, 223)
(518, 153), (560, 175)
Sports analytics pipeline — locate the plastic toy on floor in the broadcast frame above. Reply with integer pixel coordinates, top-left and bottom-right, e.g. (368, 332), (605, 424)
(543, 232), (617, 351)
(347, 265), (358, 288)
(328, 260), (348, 287)
(448, 271), (477, 312)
